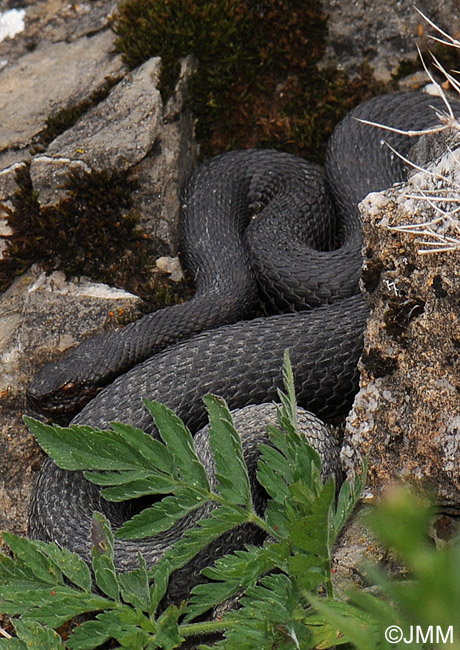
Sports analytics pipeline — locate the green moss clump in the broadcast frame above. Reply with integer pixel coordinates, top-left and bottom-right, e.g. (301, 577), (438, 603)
(112, 0), (389, 162)
(0, 165), (151, 297)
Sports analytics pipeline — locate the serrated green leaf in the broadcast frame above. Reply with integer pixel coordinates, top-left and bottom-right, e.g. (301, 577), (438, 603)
(0, 640), (26, 649)
(149, 505), (251, 582)
(66, 609), (152, 650)
(149, 558), (172, 613)
(0, 551), (33, 583)
(306, 595), (384, 650)
(186, 579), (239, 623)
(285, 431), (322, 490)
(83, 469), (151, 486)
(202, 543), (286, 584)
(186, 544), (287, 622)
(118, 554), (151, 611)
(154, 605), (184, 650)
(12, 619), (64, 650)
(333, 460), (366, 540)
(277, 349), (298, 428)
(0, 584), (112, 628)
(33, 541), (91, 593)
(66, 619), (112, 650)
(0, 585), (58, 611)
(263, 500), (289, 537)
(288, 479), (336, 555)
(265, 422), (290, 459)
(219, 572), (311, 650)
(256, 445), (291, 502)
(91, 513), (119, 601)
(143, 400), (209, 489)
(108, 421), (176, 475)
(98, 475), (180, 501)
(23, 417), (157, 473)
(288, 553), (329, 592)
(204, 394), (252, 508)
(259, 425), (323, 509)
(2, 534), (62, 586)
(117, 487), (209, 540)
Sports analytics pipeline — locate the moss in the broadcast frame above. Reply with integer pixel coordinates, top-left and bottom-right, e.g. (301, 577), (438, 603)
(383, 296), (425, 343)
(112, 0), (390, 162)
(361, 348), (398, 379)
(428, 40), (460, 79)
(392, 57), (422, 81)
(0, 165), (190, 307)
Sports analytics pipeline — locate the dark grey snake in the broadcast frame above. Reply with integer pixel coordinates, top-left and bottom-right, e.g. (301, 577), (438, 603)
(27, 91), (457, 597)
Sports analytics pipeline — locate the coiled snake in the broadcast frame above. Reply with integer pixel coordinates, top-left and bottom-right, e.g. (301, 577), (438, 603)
(27, 91), (457, 596)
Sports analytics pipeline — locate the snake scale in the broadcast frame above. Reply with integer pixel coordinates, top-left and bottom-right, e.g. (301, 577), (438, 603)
(27, 91), (458, 597)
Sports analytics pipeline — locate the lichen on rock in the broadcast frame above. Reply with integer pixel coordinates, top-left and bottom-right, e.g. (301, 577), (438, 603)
(342, 129), (460, 506)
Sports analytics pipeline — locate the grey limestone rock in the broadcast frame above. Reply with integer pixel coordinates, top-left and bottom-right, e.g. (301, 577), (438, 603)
(321, 0), (460, 82)
(0, 30), (125, 152)
(0, 3), (196, 544)
(0, 266), (143, 536)
(342, 132), (460, 506)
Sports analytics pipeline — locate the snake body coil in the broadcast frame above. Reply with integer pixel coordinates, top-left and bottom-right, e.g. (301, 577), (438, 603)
(28, 91), (458, 588)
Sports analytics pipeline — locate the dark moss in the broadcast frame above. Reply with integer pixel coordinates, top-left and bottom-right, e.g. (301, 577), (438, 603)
(392, 57), (422, 81)
(361, 348), (398, 379)
(383, 297), (425, 342)
(0, 165), (189, 307)
(361, 259), (384, 294)
(428, 40), (460, 81)
(432, 274), (448, 299)
(393, 39), (460, 86)
(112, 0), (390, 162)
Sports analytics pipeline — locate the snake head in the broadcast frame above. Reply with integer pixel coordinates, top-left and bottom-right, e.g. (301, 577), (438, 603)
(27, 359), (102, 416)
(26, 334), (116, 416)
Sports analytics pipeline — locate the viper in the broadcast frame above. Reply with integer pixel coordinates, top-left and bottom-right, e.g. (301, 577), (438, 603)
(27, 91), (458, 594)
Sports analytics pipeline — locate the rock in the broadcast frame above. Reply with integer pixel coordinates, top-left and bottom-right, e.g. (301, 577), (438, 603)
(0, 29), (125, 151)
(155, 256), (185, 283)
(0, 0), (118, 67)
(342, 131), (460, 506)
(29, 55), (163, 206)
(132, 55), (196, 247)
(0, 8), (25, 43)
(0, 0), (196, 547)
(0, 265), (144, 537)
(1, 0), (459, 595)
(41, 57), (162, 170)
(320, 0), (460, 82)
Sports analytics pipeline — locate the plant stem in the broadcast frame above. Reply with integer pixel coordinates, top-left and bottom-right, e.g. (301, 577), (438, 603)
(180, 617), (233, 638)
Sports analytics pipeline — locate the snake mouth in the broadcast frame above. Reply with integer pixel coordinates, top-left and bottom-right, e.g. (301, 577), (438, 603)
(26, 382), (103, 418)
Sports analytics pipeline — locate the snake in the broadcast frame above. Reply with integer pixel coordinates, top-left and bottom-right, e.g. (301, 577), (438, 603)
(27, 91), (458, 597)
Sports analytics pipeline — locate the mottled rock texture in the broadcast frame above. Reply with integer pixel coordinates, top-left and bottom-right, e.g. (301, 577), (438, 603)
(343, 131), (460, 506)
(0, 266), (143, 537)
(0, 0), (195, 549)
(0, 30), (125, 152)
(321, 0), (460, 82)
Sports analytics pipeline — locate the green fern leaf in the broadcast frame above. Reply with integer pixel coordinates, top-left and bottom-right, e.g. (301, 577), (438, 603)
(204, 394), (252, 507)
(91, 512), (119, 601)
(143, 399), (209, 490)
(116, 488), (209, 540)
(11, 620), (64, 650)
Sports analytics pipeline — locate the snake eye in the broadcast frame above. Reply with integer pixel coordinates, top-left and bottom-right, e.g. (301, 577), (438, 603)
(61, 381), (77, 394)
